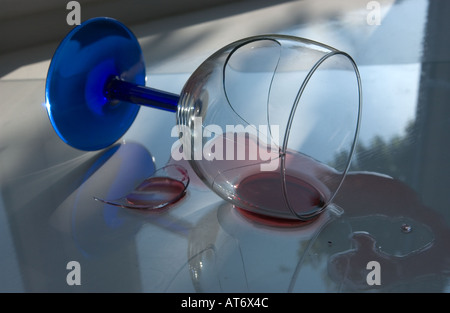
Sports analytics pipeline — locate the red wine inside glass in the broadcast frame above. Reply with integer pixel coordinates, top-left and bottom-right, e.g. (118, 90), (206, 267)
(235, 170), (326, 227)
(172, 131), (335, 225)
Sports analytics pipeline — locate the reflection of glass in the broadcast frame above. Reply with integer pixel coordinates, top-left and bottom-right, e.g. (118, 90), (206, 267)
(46, 17), (362, 223)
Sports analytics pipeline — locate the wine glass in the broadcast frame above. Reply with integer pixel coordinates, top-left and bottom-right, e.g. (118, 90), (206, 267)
(45, 17), (362, 224)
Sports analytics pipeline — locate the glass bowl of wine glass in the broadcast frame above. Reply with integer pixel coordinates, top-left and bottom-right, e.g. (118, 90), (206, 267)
(175, 35), (362, 224)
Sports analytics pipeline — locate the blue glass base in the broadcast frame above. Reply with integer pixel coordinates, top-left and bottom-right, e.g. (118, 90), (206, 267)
(45, 17), (146, 151)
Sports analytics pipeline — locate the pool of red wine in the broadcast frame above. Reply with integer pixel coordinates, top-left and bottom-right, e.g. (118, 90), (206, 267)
(235, 171), (325, 227)
(126, 177), (187, 207)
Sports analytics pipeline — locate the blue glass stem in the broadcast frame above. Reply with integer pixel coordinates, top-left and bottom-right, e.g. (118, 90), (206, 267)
(105, 77), (179, 113)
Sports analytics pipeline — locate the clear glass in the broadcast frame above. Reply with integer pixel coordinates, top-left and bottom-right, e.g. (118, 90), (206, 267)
(45, 18), (361, 223)
(176, 35), (362, 222)
(94, 164), (189, 210)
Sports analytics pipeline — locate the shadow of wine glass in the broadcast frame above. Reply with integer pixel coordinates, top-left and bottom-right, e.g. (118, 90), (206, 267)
(50, 141), (193, 257)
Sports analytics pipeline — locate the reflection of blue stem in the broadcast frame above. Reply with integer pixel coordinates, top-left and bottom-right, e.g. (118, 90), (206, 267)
(235, 237), (250, 292)
(337, 221), (354, 293)
(163, 246), (217, 292)
(163, 218), (249, 293)
(287, 208), (344, 293)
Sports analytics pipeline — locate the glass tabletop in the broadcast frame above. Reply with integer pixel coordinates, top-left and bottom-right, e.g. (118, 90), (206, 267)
(0, 0), (449, 293)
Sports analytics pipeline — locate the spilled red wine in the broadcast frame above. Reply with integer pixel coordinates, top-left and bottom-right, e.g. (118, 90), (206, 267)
(126, 176), (187, 208)
(94, 164), (189, 210)
(187, 131), (334, 227)
(235, 171), (326, 227)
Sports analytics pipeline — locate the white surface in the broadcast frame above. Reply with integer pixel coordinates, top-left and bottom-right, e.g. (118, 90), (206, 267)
(1, 0), (450, 293)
